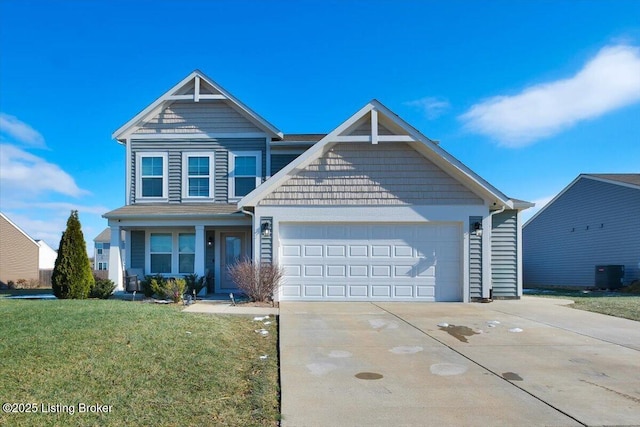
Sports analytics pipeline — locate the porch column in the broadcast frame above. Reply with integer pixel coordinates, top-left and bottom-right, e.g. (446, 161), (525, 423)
(108, 225), (124, 291)
(195, 225), (205, 277)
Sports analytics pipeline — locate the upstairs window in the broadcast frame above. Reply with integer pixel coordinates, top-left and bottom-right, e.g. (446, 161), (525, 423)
(183, 153), (214, 199)
(137, 152), (168, 200)
(229, 151), (261, 200)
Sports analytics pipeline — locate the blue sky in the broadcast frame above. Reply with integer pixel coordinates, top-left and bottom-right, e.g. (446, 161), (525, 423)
(1, 0), (639, 253)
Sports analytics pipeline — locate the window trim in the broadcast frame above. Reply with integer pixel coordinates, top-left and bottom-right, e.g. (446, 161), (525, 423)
(146, 230), (197, 276)
(136, 152), (168, 201)
(228, 150), (262, 201)
(182, 152), (215, 201)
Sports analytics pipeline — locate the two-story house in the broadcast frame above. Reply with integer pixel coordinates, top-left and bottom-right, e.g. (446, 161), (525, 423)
(104, 70), (532, 302)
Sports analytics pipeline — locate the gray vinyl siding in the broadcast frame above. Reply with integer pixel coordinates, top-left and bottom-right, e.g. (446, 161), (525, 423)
(524, 178), (640, 287)
(130, 231), (145, 270)
(469, 216), (483, 299)
(260, 142), (483, 206)
(271, 153), (301, 175)
(491, 210), (518, 298)
(130, 138), (266, 203)
(259, 217), (273, 264)
(133, 101), (261, 135)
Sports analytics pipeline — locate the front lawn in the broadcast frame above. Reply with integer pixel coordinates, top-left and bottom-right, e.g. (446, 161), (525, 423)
(0, 299), (279, 426)
(525, 288), (640, 322)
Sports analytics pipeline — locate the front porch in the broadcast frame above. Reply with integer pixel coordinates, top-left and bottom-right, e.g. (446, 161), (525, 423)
(104, 204), (256, 292)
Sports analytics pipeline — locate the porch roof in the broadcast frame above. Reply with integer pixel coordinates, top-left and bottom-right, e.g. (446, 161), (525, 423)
(103, 204), (244, 220)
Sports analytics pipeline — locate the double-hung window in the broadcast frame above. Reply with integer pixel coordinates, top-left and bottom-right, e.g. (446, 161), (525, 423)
(228, 151), (261, 200)
(150, 233), (172, 274)
(148, 232), (196, 275)
(137, 152), (168, 200)
(182, 153), (214, 199)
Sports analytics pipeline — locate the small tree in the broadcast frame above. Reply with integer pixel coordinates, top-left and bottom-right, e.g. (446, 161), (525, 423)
(52, 210), (95, 299)
(227, 260), (284, 302)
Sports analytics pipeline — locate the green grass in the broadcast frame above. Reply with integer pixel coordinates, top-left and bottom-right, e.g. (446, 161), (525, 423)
(0, 299), (279, 426)
(525, 288), (640, 322)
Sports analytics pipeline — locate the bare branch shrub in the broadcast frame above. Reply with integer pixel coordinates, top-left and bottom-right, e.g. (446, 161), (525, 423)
(227, 260), (284, 302)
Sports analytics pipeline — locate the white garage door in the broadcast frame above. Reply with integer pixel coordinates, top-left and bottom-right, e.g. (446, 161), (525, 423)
(279, 223), (461, 302)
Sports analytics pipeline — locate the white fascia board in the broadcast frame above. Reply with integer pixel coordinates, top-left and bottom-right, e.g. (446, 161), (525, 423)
(112, 70), (283, 142)
(0, 212), (39, 247)
(195, 71), (283, 140)
(113, 71), (200, 141)
(239, 99), (513, 209)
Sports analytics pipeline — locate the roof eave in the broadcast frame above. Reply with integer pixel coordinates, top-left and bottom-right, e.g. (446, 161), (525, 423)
(112, 70), (283, 142)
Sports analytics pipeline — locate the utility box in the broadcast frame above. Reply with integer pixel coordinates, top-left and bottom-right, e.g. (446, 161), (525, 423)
(595, 265), (625, 289)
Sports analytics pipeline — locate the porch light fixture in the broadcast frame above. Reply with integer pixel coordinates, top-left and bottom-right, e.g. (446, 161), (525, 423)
(473, 221), (483, 237)
(261, 221), (272, 237)
(207, 236), (213, 247)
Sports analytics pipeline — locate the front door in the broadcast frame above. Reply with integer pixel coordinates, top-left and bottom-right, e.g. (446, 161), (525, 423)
(220, 232), (247, 291)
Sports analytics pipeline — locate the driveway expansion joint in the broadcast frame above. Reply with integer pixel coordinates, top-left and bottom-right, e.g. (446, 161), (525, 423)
(371, 302), (588, 427)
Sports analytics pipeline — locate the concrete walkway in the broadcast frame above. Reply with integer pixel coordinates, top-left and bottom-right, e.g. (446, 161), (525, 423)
(280, 297), (640, 426)
(182, 300), (279, 316)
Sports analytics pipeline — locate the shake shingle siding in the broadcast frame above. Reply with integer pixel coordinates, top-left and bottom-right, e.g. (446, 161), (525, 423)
(260, 142), (483, 206)
(492, 210), (518, 298)
(130, 138), (266, 203)
(132, 101), (261, 135)
(524, 178), (640, 286)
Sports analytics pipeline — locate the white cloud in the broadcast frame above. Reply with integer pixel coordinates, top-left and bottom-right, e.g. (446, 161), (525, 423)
(460, 44), (640, 147)
(405, 97), (451, 119)
(0, 144), (89, 197)
(0, 113), (47, 148)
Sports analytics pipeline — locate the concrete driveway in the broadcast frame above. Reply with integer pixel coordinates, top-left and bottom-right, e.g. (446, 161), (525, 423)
(279, 297), (640, 426)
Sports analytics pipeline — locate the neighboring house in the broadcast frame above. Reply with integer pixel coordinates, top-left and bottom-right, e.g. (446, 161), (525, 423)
(0, 212), (40, 285)
(93, 228), (125, 272)
(104, 70), (532, 302)
(523, 174), (640, 288)
(36, 240), (58, 270)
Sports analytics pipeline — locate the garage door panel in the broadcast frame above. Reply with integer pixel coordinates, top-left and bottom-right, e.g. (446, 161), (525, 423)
(371, 285), (391, 297)
(349, 246), (368, 257)
(279, 223), (461, 302)
(349, 265), (368, 277)
(326, 265), (346, 277)
(394, 245), (413, 257)
(304, 265), (323, 277)
(304, 285), (323, 297)
(326, 245), (346, 257)
(284, 265), (301, 277)
(326, 285), (346, 297)
(371, 245), (391, 257)
(282, 245), (301, 257)
(371, 265), (391, 277)
(349, 285), (368, 297)
(394, 286), (413, 297)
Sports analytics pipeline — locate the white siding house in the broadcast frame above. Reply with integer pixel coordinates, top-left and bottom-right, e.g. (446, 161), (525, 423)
(523, 174), (640, 287)
(105, 71), (532, 301)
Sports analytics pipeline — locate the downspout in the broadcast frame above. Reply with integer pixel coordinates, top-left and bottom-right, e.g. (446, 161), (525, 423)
(485, 205), (506, 301)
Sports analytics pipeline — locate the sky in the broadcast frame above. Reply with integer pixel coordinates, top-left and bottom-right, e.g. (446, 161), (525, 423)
(1, 0), (639, 254)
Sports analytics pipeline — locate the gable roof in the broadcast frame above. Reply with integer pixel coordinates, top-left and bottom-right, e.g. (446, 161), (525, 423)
(112, 70), (283, 142)
(239, 100), (530, 210)
(523, 173), (640, 228)
(0, 212), (39, 248)
(583, 173), (640, 188)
